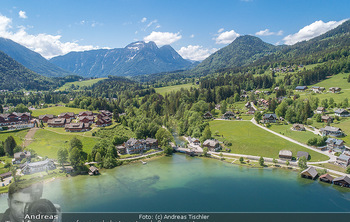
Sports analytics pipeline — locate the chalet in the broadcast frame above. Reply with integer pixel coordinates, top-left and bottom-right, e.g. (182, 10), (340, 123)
(145, 138), (158, 149)
(16, 112), (32, 122)
(89, 166), (99, 175)
(96, 117), (112, 127)
(319, 174), (334, 183)
(247, 106), (256, 115)
(0, 112), (32, 126)
(336, 154), (350, 167)
(321, 115), (333, 123)
(300, 166), (318, 180)
(292, 124), (305, 131)
(65, 122), (90, 132)
(12, 151), (31, 164)
(202, 139), (220, 152)
(297, 151), (309, 160)
(0, 114), (7, 126)
(215, 104), (221, 110)
(47, 118), (68, 127)
(79, 116), (95, 124)
(314, 107), (326, 114)
(21, 159), (56, 175)
(334, 109), (350, 117)
(326, 138), (345, 151)
(79, 111), (93, 117)
(222, 111), (235, 119)
(58, 112), (75, 120)
(311, 86), (325, 93)
(38, 114), (54, 123)
(263, 114), (277, 123)
(98, 110), (113, 118)
(116, 145), (127, 155)
(279, 150), (292, 160)
(329, 87), (341, 93)
(122, 138), (158, 154)
(7, 113), (19, 122)
(333, 176), (350, 188)
(258, 99), (269, 107)
(203, 112), (213, 119)
(320, 126), (343, 137)
(295, 86), (308, 91)
(188, 137), (200, 145)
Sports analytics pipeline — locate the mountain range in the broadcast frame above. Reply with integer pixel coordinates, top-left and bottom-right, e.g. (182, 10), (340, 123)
(50, 41), (193, 77)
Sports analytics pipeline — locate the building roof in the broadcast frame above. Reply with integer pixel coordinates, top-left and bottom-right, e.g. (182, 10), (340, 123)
(333, 176), (350, 184)
(301, 166), (318, 178)
(337, 154), (350, 162)
(335, 109), (349, 114)
(320, 126), (341, 132)
(316, 107), (325, 111)
(326, 138), (344, 145)
(48, 118), (66, 124)
(319, 174), (334, 181)
(297, 151), (309, 159)
(203, 111), (212, 116)
(79, 111), (93, 116)
(203, 139), (219, 147)
(295, 86), (307, 90)
(39, 114), (54, 119)
(279, 150), (292, 156)
(293, 124), (305, 129)
(26, 159), (53, 167)
(0, 172), (12, 178)
(321, 115), (333, 120)
(89, 166), (99, 172)
(263, 113), (277, 119)
(145, 138), (158, 144)
(223, 111), (235, 116)
(65, 122), (89, 129)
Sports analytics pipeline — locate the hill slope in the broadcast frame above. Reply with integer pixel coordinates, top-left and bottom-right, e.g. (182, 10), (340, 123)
(0, 37), (72, 77)
(50, 41), (192, 77)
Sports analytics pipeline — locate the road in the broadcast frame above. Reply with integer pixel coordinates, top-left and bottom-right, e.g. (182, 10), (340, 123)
(250, 118), (336, 162)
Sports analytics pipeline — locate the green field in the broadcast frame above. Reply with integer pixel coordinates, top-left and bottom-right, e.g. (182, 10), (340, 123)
(298, 72), (350, 103)
(0, 128), (29, 145)
(333, 118), (350, 144)
(26, 129), (99, 159)
(155, 83), (199, 96)
(31, 106), (87, 117)
(58, 78), (106, 91)
(210, 120), (329, 161)
(268, 124), (321, 144)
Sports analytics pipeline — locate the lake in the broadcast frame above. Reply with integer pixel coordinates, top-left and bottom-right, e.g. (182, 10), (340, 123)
(1, 154), (350, 212)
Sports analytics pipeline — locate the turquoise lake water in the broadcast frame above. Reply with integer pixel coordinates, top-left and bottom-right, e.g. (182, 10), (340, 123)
(1, 154), (350, 212)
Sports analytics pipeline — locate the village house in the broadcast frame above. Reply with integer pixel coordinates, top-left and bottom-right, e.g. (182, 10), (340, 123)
(79, 111), (93, 117)
(326, 138), (345, 152)
(203, 111), (213, 119)
(300, 166), (318, 180)
(65, 122), (91, 132)
(47, 118), (69, 127)
(89, 166), (99, 176)
(116, 145), (127, 155)
(336, 154), (350, 167)
(333, 176), (350, 188)
(12, 151), (31, 164)
(79, 116), (95, 124)
(311, 86), (325, 93)
(188, 137), (200, 145)
(98, 110), (113, 119)
(247, 106), (257, 115)
(292, 124), (305, 131)
(38, 114), (54, 123)
(58, 112), (75, 120)
(295, 86), (308, 91)
(21, 159), (56, 175)
(263, 114), (277, 123)
(319, 174), (334, 184)
(258, 99), (269, 107)
(122, 138), (158, 154)
(202, 139), (220, 152)
(222, 111), (235, 119)
(321, 115), (333, 123)
(314, 107), (326, 114)
(297, 151), (309, 160)
(320, 126), (343, 137)
(0, 112), (32, 126)
(96, 117), (112, 127)
(329, 87), (341, 93)
(279, 150), (292, 160)
(215, 104), (221, 110)
(334, 109), (350, 117)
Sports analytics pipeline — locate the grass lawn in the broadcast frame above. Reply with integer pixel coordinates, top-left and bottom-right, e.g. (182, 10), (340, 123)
(268, 124), (320, 144)
(298, 72), (350, 103)
(31, 106), (87, 117)
(155, 83), (198, 96)
(57, 78), (106, 91)
(333, 118), (350, 144)
(26, 129), (99, 159)
(0, 128), (29, 145)
(210, 120), (329, 162)
(311, 163), (347, 174)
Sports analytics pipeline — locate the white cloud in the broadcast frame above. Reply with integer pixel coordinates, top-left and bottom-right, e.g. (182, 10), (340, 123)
(190, 34), (195, 38)
(144, 31), (182, 46)
(255, 29), (283, 36)
(18, 10), (27, 19)
(0, 15), (102, 59)
(145, 19), (157, 30)
(141, 17), (147, 23)
(283, 19), (347, 45)
(214, 29), (240, 44)
(218, 28), (224, 33)
(178, 45), (217, 61)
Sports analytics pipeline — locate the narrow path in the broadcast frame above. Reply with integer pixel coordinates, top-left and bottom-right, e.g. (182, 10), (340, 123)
(250, 118), (336, 162)
(119, 150), (163, 161)
(23, 127), (39, 147)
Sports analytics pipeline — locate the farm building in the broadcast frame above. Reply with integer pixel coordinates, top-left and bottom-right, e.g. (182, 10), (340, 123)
(300, 166), (318, 180)
(279, 150), (292, 160)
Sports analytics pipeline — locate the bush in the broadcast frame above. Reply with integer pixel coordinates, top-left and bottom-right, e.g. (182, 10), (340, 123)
(346, 167), (350, 174)
(239, 157), (244, 163)
(259, 156), (264, 166)
(307, 138), (317, 146)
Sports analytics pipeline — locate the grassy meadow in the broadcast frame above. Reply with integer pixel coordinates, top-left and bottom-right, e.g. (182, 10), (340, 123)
(0, 128), (29, 145)
(58, 78), (106, 91)
(31, 106), (87, 117)
(267, 124), (320, 144)
(155, 83), (199, 96)
(209, 120), (329, 162)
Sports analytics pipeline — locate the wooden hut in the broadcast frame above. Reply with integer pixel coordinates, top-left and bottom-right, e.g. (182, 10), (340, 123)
(319, 174), (333, 184)
(279, 150), (292, 160)
(333, 176), (350, 188)
(297, 151), (309, 160)
(89, 166), (99, 176)
(300, 166), (318, 180)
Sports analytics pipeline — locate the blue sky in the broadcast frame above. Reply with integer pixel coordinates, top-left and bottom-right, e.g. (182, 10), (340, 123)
(0, 0), (349, 60)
